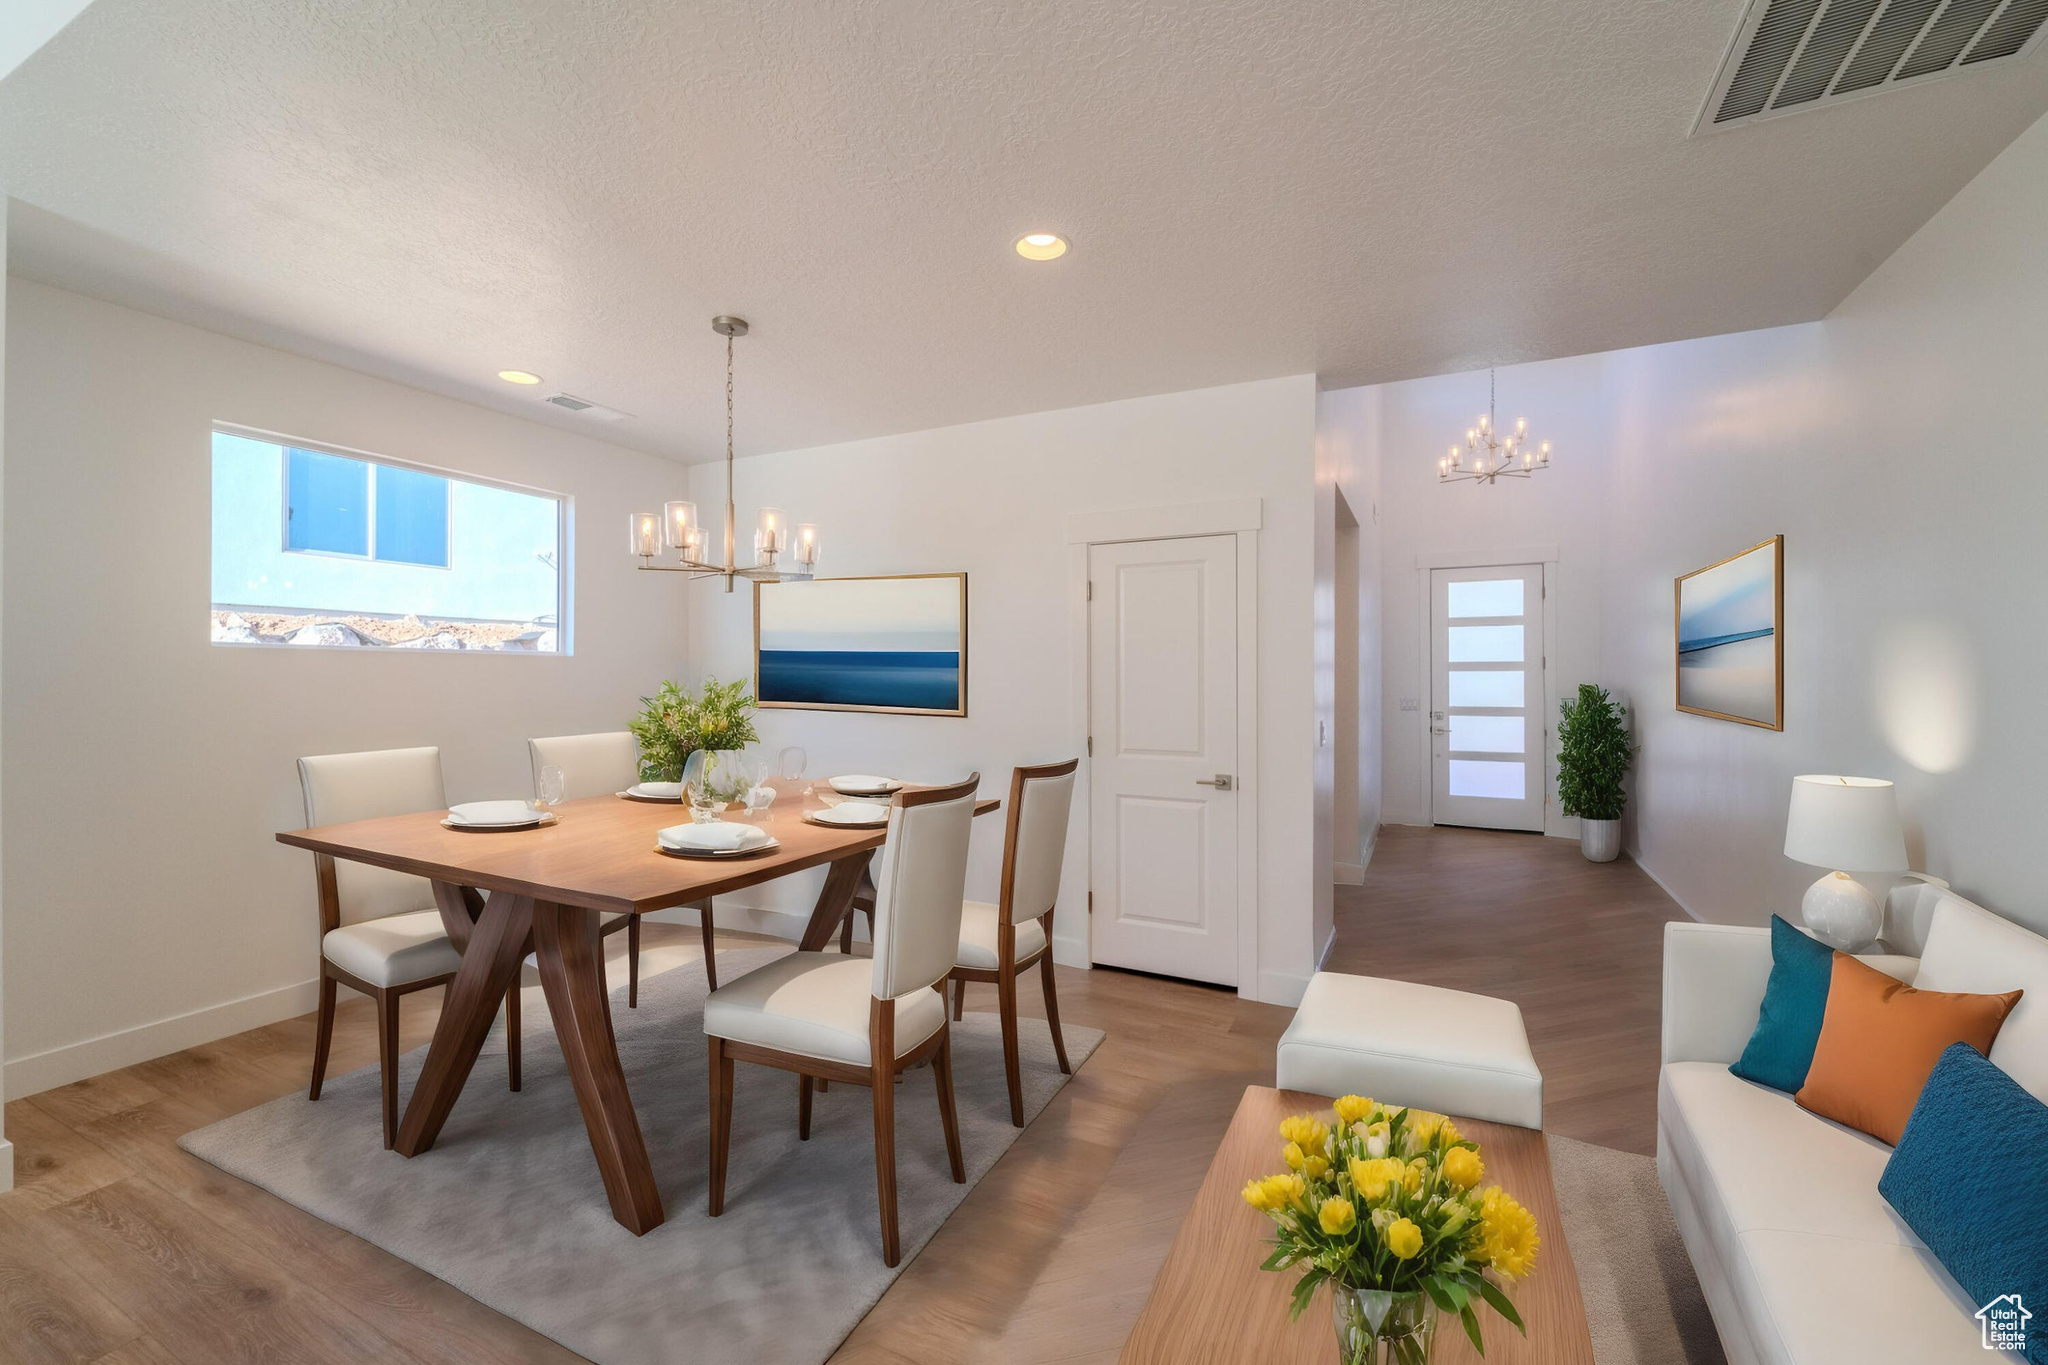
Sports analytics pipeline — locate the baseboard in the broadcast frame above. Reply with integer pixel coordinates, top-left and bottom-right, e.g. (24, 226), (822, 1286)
(1256, 967), (1316, 1009)
(1360, 824), (1380, 871)
(1632, 853), (1707, 923)
(6, 977), (322, 1099)
(0, 1138), (14, 1193)
(1332, 862), (1365, 886)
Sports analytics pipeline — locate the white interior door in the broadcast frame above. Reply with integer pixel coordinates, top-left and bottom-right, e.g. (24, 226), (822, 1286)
(1088, 535), (1241, 986)
(1430, 564), (1545, 832)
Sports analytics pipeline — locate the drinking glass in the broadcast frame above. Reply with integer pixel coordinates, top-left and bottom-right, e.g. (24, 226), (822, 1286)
(536, 764), (567, 811)
(779, 745), (809, 795)
(684, 750), (730, 824)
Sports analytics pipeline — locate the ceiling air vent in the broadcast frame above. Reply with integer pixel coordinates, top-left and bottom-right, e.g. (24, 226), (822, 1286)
(1696, 0), (2048, 132)
(540, 392), (632, 423)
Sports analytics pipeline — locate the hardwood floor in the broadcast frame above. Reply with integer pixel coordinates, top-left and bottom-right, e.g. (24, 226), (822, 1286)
(0, 826), (1687, 1364)
(1327, 825), (1692, 1156)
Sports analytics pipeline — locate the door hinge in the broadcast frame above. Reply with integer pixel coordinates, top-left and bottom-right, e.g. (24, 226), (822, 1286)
(1087, 891), (1094, 915)
(1087, 735), (1093, 756)
(1086, 580), (1093, 601)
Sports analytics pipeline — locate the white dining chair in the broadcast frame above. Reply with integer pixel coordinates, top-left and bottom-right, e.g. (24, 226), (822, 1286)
(946, 759), (1078, 1126)
(704, 773), (979, 1266)
(298, 746), (519, 1148)
(527, 732), (650, 1002)
(526, 731), (641, 800)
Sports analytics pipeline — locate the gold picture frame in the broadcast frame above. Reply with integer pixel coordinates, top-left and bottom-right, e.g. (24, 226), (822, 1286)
(1674, 535), (1783, 730)
(753, 572), (969, 717)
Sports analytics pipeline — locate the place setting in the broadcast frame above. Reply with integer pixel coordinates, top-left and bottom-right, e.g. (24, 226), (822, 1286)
(440, 799), (558, 832)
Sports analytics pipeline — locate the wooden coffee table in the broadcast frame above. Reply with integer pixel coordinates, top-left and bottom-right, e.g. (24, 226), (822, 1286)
(1122, 1086), (1594, 1364)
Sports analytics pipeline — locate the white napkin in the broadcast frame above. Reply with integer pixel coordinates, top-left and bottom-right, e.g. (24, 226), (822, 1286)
(814, 801), (891, 824)
(448, 800), (542, 825)
(829, 775), (900, 794)
(658, 822), (771, 852)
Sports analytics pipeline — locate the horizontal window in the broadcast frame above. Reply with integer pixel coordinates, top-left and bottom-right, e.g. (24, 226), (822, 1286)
(212, 428), (567, 653)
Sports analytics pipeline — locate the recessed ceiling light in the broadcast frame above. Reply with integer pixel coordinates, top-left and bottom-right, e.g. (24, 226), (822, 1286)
(1015, 232), (1068, 261)
(498, 369), (544, 385)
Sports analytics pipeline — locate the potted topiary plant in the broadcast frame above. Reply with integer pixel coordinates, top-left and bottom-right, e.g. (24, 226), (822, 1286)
(1557, 683), (1632, 863)
(628, 676), (760, 782)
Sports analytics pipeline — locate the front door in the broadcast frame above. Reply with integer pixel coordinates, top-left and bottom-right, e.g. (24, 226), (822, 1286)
(1087, 535), (1241, 986)
(1430, 564), (1545, 832)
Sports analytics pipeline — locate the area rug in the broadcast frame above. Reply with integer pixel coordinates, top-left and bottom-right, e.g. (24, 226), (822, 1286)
(179, 947), (1102, 1365)
(1549, 1135), (1726, 1365)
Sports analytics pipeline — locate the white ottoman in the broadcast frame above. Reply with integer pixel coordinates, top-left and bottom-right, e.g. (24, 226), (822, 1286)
(1275, 972), (1544, 1129)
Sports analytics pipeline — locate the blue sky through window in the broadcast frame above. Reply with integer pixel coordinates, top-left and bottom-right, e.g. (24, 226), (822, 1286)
(213, 430), (565, 651)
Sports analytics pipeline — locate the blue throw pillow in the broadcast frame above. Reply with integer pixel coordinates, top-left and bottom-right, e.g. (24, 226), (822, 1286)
(1730, 915), (1834, 1092)
(1880, 1044), (2048, 1365)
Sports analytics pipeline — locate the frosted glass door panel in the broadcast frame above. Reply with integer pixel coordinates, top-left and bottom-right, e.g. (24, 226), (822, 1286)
(1430, 563), (1545, 831)
(1446, 625), (1523, 663)
(1448, 670), (1524, 708)
(1448, 761), (1526, 799)
(1446, 579), (1524, 618)
(1448, 715), (1525, 754)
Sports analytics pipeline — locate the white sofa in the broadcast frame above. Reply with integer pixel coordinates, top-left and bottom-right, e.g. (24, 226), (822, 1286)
(1659, 890), (2048, 1365)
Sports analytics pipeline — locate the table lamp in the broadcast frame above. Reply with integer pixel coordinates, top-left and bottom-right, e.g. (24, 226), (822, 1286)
(1783, 775), (1908, 952)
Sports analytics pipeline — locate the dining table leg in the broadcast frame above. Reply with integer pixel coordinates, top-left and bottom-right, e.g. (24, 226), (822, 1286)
(799, 851), (876, 952)
(394, 887), (535, 1157)
(532, 899), (665, 1235)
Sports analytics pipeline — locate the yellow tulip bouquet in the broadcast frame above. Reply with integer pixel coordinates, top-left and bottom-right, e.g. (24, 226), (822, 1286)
(1242, 1096), (1538, 1364)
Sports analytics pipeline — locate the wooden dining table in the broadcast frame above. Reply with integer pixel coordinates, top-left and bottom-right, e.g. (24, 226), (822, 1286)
(276, 778), (1000, 1235)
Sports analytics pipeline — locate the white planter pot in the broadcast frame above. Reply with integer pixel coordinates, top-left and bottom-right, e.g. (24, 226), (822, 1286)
(1580, 818), (1621, 863)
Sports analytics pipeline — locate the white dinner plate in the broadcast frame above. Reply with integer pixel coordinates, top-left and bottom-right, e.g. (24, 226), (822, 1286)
(828, 775), (903, 796)
(447, 800), (551, 828)
(656, 822), (778, 858)
(805, 802), (892, 828)
(625, 782), (685, 801)
(438, 802), (552, 834)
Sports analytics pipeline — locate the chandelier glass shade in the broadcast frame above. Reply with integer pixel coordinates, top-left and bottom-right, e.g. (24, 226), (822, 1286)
(630, 316), (818, 592)
(1439, 368), (1551, 486)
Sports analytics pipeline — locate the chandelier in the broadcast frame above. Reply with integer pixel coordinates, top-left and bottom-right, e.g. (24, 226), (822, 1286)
(1438, 368), (1551, 485)
(629, 316), (818, 592)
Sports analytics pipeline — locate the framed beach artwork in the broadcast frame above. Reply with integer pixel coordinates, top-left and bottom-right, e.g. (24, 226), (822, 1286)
(1674, 535), (1783, 730)
(754, 573), (968, 716)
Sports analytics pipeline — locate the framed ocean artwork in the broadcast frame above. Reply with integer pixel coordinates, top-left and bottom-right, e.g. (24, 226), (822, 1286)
(1674, 535), (1783, 730)
(754, 573), (968, 716)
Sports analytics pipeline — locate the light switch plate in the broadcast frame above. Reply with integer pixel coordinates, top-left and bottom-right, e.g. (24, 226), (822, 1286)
(1399, 698), (1420, 712)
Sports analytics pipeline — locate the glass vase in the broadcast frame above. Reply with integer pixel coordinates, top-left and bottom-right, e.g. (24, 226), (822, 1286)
(1332, 1287), (1438, 1365)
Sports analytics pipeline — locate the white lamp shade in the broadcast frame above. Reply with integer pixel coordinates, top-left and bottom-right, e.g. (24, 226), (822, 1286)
(1784, 775), (1908, 872)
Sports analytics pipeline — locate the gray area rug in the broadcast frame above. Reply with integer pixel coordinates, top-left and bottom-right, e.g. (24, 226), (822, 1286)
(180, 947), (1101, 1365)
(1549, 1135), (1726, 1365)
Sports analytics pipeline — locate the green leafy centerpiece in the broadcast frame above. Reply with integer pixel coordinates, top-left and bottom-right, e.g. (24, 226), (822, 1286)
(1242, 1096), (1539, 1364)
(628, 677), (760, 782)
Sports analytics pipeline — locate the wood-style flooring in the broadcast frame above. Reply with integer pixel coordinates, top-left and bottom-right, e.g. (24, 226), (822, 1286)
(0, 825), (1686, 1364)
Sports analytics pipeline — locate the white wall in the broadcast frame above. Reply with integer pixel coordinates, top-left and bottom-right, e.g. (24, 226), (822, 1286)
(2, 279), (689, 1094)
(0, 205), (11, 1185)
(1314, 385), (1385, 905)
(1324, 107), (2048, 938)
(681, 375), (1325, 1004)
(1604, 105), (2048, 935)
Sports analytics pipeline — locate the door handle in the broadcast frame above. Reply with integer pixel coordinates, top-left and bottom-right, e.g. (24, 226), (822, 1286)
(1195, 774), (1234, 790)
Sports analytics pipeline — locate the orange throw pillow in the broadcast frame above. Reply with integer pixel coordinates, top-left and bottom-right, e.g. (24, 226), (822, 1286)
(1797, 953), (2022, 1145)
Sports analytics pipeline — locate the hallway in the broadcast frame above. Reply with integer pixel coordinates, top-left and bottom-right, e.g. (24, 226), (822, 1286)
(1329, 825), (1693, 1154)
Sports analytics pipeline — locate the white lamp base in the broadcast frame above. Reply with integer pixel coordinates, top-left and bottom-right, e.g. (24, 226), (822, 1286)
(1801, 871), (1882, 953)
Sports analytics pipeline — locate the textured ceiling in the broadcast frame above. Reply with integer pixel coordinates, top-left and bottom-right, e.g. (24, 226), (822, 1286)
(5, 0), (2048, 463)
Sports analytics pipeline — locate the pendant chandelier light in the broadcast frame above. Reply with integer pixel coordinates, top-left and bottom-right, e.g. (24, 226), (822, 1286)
(629, 315), (818, 592)
(1438, 368), (1552, 486)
